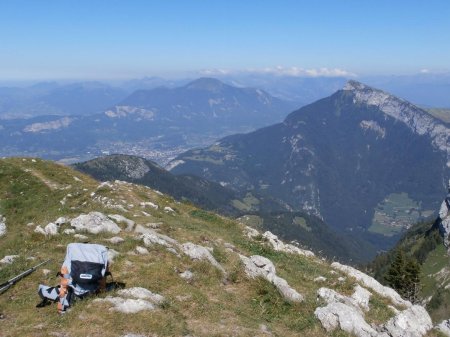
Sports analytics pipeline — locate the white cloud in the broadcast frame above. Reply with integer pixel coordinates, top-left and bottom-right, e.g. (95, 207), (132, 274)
(199, 66), (356, 78)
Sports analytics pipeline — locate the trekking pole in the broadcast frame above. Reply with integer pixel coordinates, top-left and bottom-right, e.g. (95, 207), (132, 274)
(0, 259), (51, 294)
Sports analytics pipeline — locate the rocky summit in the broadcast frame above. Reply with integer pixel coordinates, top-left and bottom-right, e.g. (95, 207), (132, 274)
(170, 81), (450, 258)
(0, 157), (442, 336)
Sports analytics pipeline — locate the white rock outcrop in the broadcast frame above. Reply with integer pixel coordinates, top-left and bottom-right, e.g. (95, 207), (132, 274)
(240, 254), (303, 303)
(315, 286), (379, 337)
(0, 215), (6, 237)
(135, 225), (178, 248)
(262, 231), (315, 257)
(181, 242), (225, 274)
(118, 287), (165, 304)
(331, 262), (410, 307)
(108, 214), (135, 232)
(135, 246), (149, 255)
(71, 212), (121, 234)
(0, 255), (19, 264)
(94, 287), (164, 314)
(436, 319), (450, 337)
(34, 222), (59, 236)
(381, 305), (433, 337)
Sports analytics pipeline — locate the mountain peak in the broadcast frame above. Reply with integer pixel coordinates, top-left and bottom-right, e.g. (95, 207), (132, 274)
(185, 77), (226, 91)
(343, 80), (369, 91)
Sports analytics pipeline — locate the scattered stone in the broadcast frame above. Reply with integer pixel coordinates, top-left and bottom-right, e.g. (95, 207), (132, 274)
(118, 287), (165, 304)
(338, 276), (346, 282)
(0, 255), (19, 264)
(141, 211), (150, 217)
(108, 214), (135, 232)
(145, 222), (162, 229)
(74, 234), (89, 241)
(105, 236), (125, 244)
(140, 201), (159, 210)
(136, 225), (178, 247)
(42, 269), (51, 276)
(95, 297), (155, 313)
(135, 246), (149, 255)
(0, 215), (6, 237)
(381, 305), (433, 337)
(164, 206), (175, 213)
(262, 231), (315, 257)
(331, 262), (411, 307)
(314, 276), (327, 282)
(179, 270), (194, 280)
(244, 226), (260, 239)
(240, 254), (303, 303)
(44, 223), (58, 236)
(182, 242), (226, 274)
(34, 223), (59, 236)
(73, 176), (82, 182)
(71, 212), (121, 234)
(166, 247), (180, 257)
(435, 319), (450, 336)
(26, 222), (35, 227)
(94, 287), (164, 314)
(63, 229), (76, 235)
(55, 217), (68, 226)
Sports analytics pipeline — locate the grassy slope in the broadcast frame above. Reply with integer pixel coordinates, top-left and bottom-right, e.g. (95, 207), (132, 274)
(0, 158), (439, 337)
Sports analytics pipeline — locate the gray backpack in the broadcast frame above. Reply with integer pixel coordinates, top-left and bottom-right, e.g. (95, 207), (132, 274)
(37, 243), (109, 313)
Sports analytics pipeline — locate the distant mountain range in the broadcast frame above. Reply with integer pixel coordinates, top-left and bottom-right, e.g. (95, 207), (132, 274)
(0, 81), (128, 119)
(0, 78), (295, 164)
(170, 80), (450, 256)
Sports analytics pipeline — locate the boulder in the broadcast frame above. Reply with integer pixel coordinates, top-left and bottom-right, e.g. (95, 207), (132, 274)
(70, 212), (121, 234)
(108, 214), (135, 232)
(315, 287), (381, 337)
(74, 234), (88, 240)
(315, 302), (379, 337)
(181, 242), (226, 274)
(240, 254), (304, 303)
(262, 231), (315, 257)
(34, 223), (58, 236)
(55, 217), (68, 226)
(382, 305), (433, 337)
(244, 226), (260, 239)
(136, 225), (178, 247)
(331, 262), (411, 307)
(96, 297), (156, 313)
(435, 319), (450, 336)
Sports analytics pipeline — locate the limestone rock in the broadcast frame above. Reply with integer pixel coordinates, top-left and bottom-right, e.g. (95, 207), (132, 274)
(331, 262), (410, 307)
(0, 255), (19, 264)
(136, 225), (178, 247)
(262, 231), (314, 257)
(55, 217), (68, 226)
(315, 287), (379, 337)
(34, 223), (58, 236)
(180, 270), (194, 280)
(382, 305), (433, 337)
(351, 285), (372, 312)
(135, 246), (149, 255)
(140, 201), (158, 210)
(118, 287), (165, 304)
(435, 319), (450, 336)
(0, 215), (6, 237)
(108, 214), (135, 232)
(164, 206), (175, 213)
(63, 229), (76, 235)
(240, 254), (303, 303)
(71, 212), (121, 234)
(74, 234), (88, 240)
(106, 236), (125, 244)
(315, 302), (378, 337)
(96, 296), (155, 313)
(181, 242), (226, 274)
(314, 276), (327, 282)
(244, 226), (260, 239)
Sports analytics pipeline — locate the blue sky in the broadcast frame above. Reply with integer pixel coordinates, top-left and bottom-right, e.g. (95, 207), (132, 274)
(1, 0), (449, 79)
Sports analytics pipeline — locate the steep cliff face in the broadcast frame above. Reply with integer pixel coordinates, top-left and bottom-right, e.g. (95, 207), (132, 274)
(170, 81), (450, 254)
